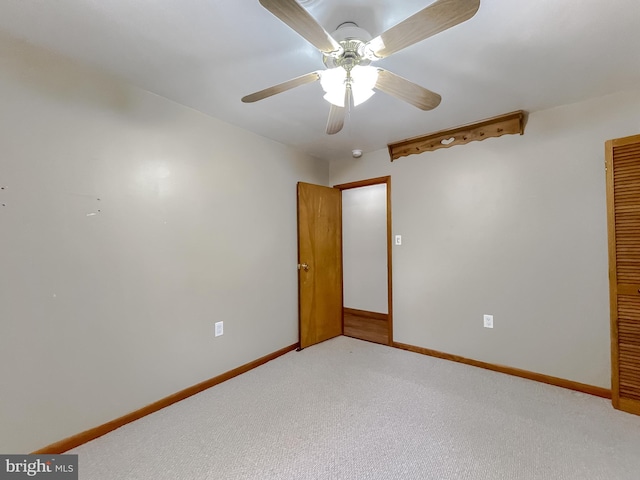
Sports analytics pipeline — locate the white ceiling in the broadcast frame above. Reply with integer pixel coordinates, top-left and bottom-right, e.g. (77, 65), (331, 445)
(0, 0), (639, 160)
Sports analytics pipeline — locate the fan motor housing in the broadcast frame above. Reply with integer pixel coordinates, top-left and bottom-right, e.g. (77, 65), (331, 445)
(323, 22), (372, 71)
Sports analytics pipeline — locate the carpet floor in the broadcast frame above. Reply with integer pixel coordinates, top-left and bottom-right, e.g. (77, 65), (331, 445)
(70, 336), (640, 479)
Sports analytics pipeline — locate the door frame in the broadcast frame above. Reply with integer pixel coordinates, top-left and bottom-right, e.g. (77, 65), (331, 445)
(333, 176), (393, 345)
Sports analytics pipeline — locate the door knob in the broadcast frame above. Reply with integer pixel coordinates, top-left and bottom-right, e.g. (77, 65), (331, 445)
(298, 263), (309, 271)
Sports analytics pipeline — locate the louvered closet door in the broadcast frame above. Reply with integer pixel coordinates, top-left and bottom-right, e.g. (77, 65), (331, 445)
(606, 133), (640, 415)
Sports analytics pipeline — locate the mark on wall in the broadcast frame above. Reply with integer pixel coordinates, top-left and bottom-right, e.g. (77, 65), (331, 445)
(86, 197), (102, 216)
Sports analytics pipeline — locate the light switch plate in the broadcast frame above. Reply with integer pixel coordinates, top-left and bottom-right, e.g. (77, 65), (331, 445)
(215, 321), (224, 337)
(483, 315), (493, 329)
(395, 235), (402, 245)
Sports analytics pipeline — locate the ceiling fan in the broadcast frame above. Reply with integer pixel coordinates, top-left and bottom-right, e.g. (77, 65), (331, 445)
(242, 0), (480, 135)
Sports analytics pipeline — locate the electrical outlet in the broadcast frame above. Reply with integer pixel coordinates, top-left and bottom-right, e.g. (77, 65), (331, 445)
(215, 321), (224, 337)
(483, 314), (493, 329)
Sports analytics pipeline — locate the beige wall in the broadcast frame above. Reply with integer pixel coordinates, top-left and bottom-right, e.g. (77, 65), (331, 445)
(331, 89), (640, 389)
(0, 34), (328, 453)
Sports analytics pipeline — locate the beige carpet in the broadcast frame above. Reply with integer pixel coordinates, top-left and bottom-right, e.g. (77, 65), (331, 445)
(70, 336), (640, 479)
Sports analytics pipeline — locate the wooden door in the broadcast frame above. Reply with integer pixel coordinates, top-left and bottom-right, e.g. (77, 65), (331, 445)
(606, 133), (640, 415)
(297, 182), (343, 349)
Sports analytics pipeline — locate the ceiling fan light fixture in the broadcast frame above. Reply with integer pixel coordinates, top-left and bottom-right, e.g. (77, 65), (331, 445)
(320, 68), (346, 91)
(351, 65), (378, 89)
(323, 89), (347, 107)
(352, 88), (375, 107)
(350, 65), (378, 106)
(320, 65), (378, 107)
(320, 67), (347, 107)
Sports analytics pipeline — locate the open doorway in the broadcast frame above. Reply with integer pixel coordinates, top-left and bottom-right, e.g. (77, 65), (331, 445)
(334, 176), (392, 345)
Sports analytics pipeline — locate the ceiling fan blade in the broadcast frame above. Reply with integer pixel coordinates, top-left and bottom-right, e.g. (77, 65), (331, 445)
(326, 88), (350, 135)
(242, 71), (321, 103)
(259, 0), (343, 55)
(374, 69), (441, 110)
(326, 104), (346, 135)
(366, 0), (480, 58)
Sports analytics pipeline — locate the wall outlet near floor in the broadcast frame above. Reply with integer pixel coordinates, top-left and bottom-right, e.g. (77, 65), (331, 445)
(483, 314), (494, 329)
(215, 321), (224, 337)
